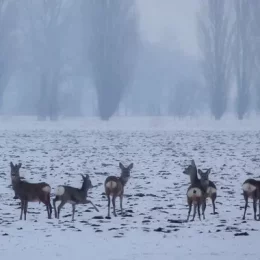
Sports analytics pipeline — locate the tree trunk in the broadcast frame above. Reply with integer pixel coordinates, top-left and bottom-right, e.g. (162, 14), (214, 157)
(37, 73), (48, 121)
(49, 74), (59, 121)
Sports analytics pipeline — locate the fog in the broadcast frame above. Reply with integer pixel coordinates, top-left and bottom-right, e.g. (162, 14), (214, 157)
(0, 0), (259, 120)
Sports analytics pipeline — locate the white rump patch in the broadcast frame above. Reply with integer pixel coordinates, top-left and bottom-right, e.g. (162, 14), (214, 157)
(187, 188), (202, 198)
(42, 185), (51, 193)
(105, 181), (117, 189)
(242, 183), (256, 193)
(56, 186), (65, 196)
(207, 187), (217, 196)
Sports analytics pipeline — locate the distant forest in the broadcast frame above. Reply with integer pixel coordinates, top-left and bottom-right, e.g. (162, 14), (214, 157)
(0, 0), (259, 120)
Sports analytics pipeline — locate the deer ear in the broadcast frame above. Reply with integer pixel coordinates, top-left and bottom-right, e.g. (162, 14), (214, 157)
(85, 174), (89, 179)
(18, 163), (22, 168)
(80, 174), (84, 179)
(10, 162), (14, 168)
(119, 162), (124, 169)
(191, 160), (196, 167)
(206, 168), (211, 174)
(128, 163), (133, 170)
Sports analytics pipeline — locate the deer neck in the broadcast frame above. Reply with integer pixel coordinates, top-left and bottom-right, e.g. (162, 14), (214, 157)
(119, 176), (129, 186)
(12, 178), (23, 192)
(190, 171), (199, 184)
(201, 179), (209, 187)
(80, 182), (88, 196)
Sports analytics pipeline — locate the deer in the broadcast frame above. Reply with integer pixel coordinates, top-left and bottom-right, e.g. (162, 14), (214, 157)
(183, 160), (207, 222)
(198, 168), (217, 215)
(242, 178), (260, 221)
(10, 162), (52, 220)
(53, 174), (99, 221)
(104, 162), (133, 218)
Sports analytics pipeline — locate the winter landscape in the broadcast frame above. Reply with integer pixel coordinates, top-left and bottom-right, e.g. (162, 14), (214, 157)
(0, 116), (259, 260)
(1, 0), (260, 259)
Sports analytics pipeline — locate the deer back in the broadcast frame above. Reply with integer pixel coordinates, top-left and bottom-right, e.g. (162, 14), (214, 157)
(14, 179), (50, 201)
(243, 178), (260, 187)
(58, 185), (83, 201)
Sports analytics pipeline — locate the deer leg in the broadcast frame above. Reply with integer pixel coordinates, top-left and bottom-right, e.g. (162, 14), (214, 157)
(47, 194), (52, 219)
(53, 197), (59, 218)
(212, 193), (217, 214)
(197, 202), (201, 221)
(13, 191), (19, 199)
(41, 193), (52, 219)
(120, 195), (123, 215)
(45, 202), (51, 219)
(112, 196), (117, 217)
(57, 200), (66, 219)
(85, 199), (99, 212)
(42, 198), (50, 219)
(72, 204), (76, 221)
(49, 202), (52, 219)
(202, 199), (206, 220)
(253, 197), (257, 221)
(20, 200), (24, 220)
(24, 201), (28, 221)
(186, 198), (192, 222)
(258, 200), (260, 221)
(107, 195), (111, 218)
(242, 193), (248, 220)
(191, 202), (197, 221)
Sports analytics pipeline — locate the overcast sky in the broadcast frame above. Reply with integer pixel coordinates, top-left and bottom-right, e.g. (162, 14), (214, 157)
(137, 0), (199, 57)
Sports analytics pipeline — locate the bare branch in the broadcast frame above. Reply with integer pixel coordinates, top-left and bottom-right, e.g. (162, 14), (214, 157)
(197, 0), (234, 119)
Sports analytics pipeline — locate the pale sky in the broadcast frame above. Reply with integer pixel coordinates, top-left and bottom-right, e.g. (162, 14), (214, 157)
(137, 0), (200, 57)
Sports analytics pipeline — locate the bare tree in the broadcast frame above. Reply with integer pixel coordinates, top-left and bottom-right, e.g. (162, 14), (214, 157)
(250, 1), (260, 113)
(197, 0), (233, 119)
(0, 0), (19, 109)
(23, 0), (72, 120)
(82, 0), (139, 120)
(233, 0), (254, 119)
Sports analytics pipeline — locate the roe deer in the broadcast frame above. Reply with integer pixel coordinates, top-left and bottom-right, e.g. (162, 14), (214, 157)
(104, 162), (133, 218)
(10, 162), (52, 220)
(183, 160), (206, 221)
(53, 174), (99, 221)
(198, 168), (217, 214)
(242, 178), (260, 220)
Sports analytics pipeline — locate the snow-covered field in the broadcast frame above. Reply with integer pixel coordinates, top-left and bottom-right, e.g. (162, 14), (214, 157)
(0, 116), (260, 260)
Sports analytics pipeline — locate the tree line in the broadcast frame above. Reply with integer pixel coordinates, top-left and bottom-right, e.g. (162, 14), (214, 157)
(0, 0), (259, 121)
(198, 0), (260, 120)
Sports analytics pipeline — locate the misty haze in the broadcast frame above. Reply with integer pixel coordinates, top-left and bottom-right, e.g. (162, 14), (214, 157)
(0, 1), (259, 260)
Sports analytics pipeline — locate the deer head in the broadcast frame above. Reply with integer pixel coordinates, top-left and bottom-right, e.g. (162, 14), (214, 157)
(80, 174), (93, 195)
(10, 162), (22, 181)
(183, 160), (197, 175)
(119, 162), (133, 183)
(183, 160), (198, 183)
(198, 168), (211, 185)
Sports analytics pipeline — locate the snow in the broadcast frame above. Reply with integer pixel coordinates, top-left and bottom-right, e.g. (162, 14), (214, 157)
(0, 116), (260, 260)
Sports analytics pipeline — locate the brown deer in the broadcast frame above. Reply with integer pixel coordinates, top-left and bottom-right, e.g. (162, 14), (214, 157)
(183, 160), (207, 221)
(10, 162), (52, 220)
(242, 178), (260, 220)
(53, 174), (99, 221)
(198, 168), (217, 214)
(104, 162), (133, 218)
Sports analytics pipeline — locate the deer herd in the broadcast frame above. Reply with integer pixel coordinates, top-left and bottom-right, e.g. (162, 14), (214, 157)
(8, 159), (260, 222)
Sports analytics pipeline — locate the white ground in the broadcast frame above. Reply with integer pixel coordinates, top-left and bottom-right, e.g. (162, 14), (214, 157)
(0, 116), (260, 260)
